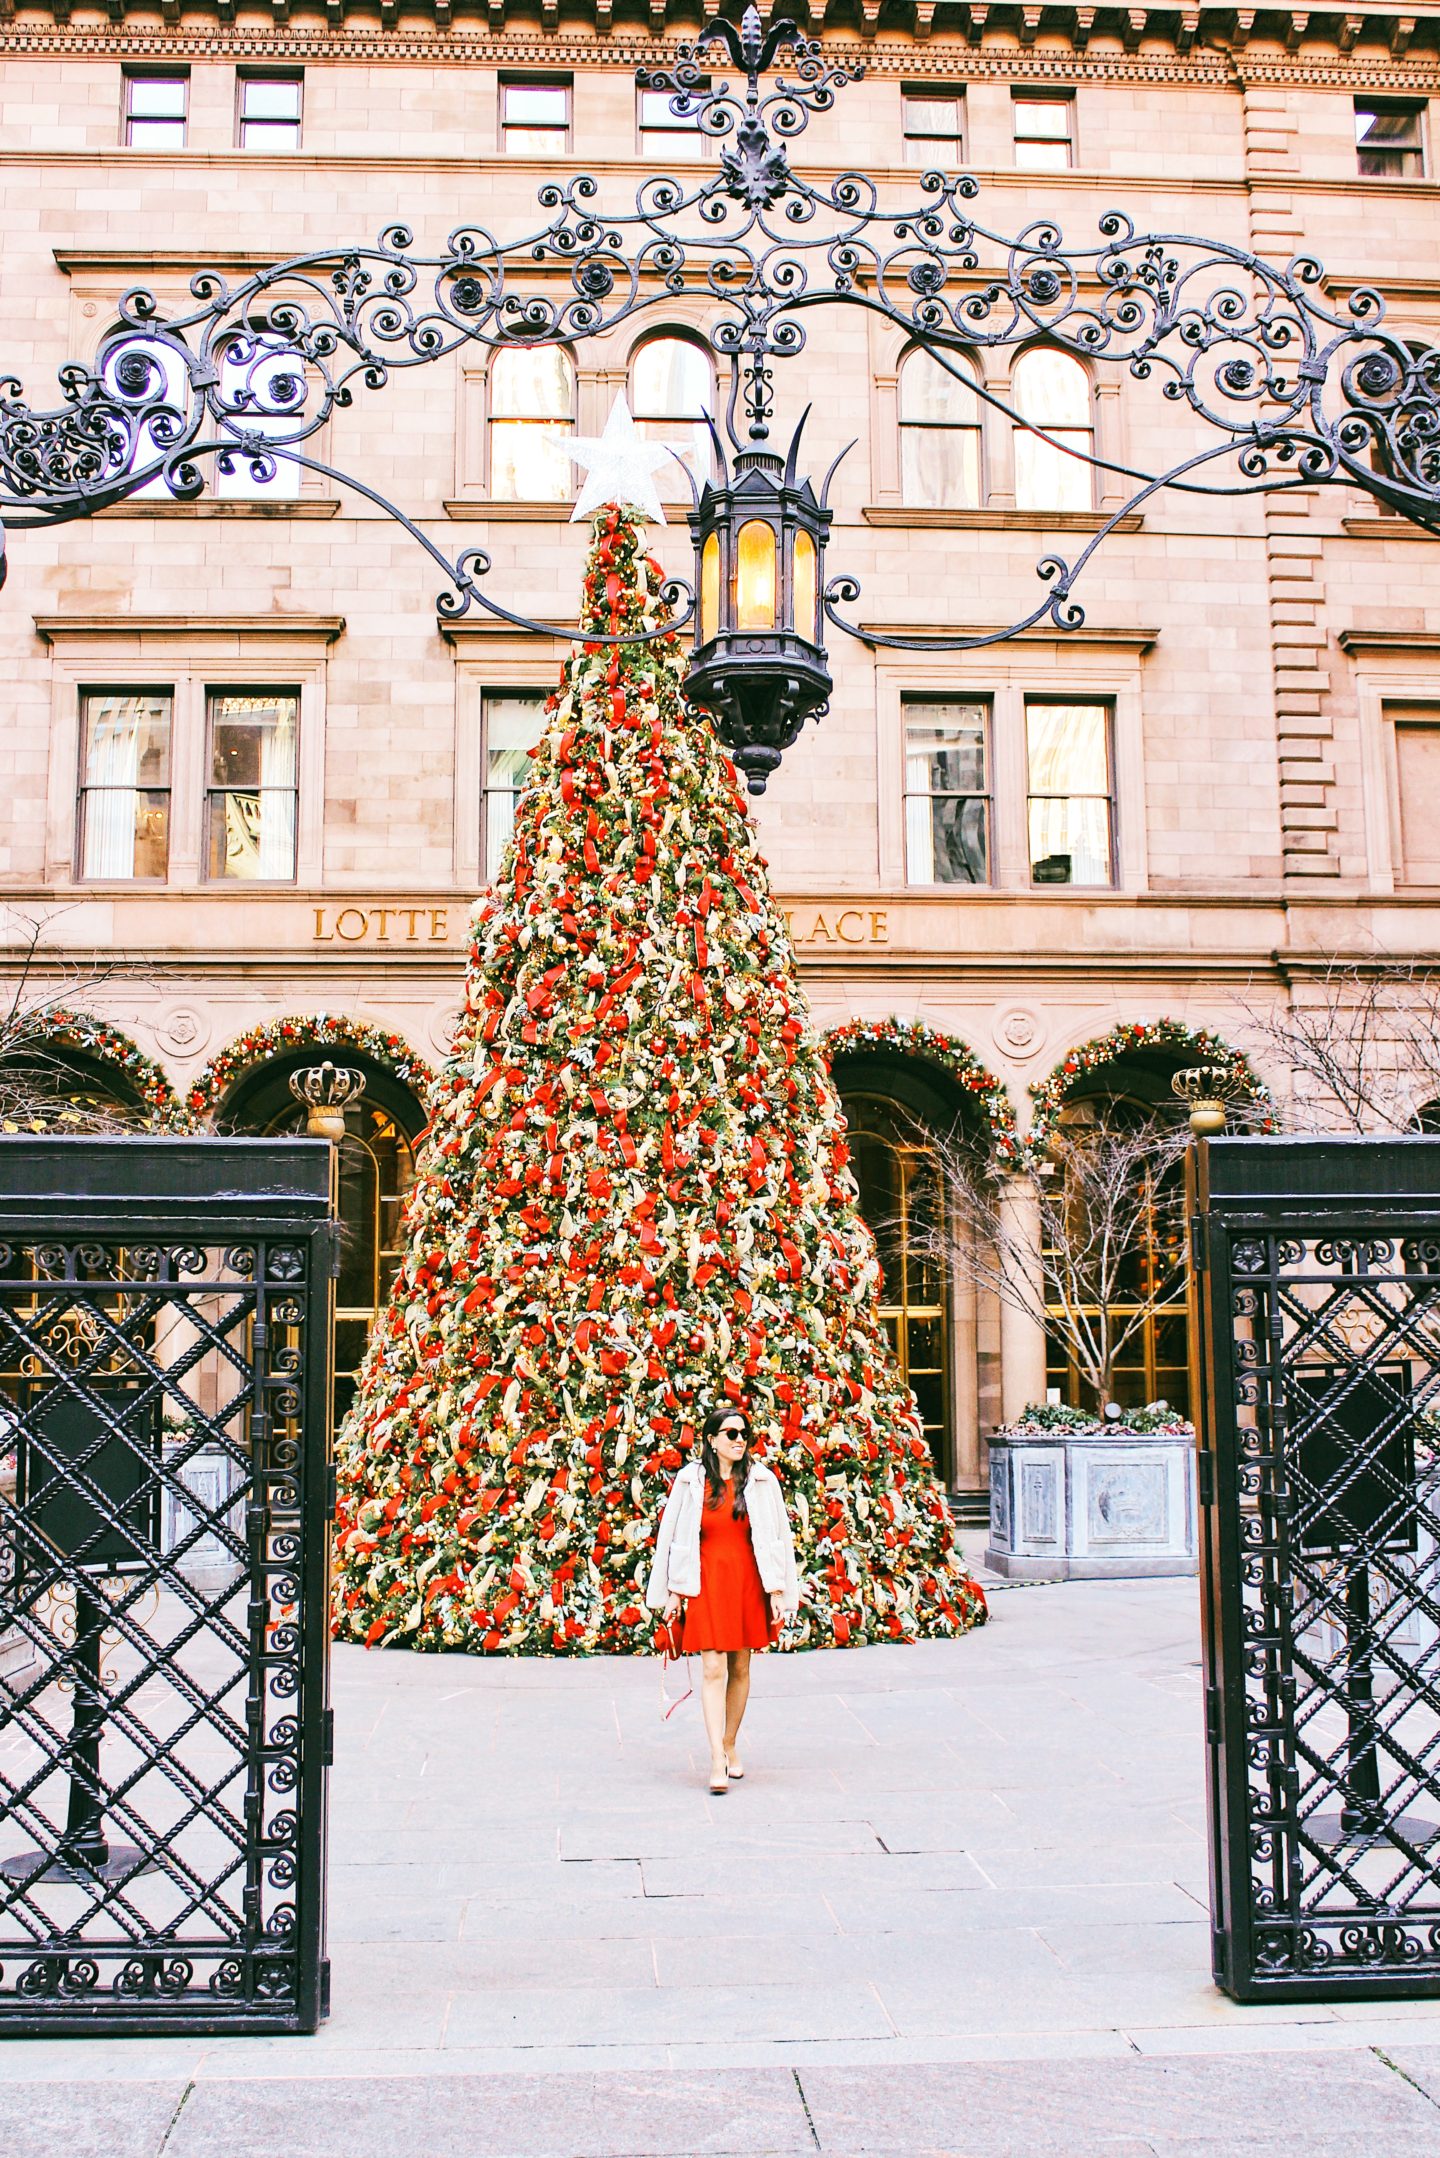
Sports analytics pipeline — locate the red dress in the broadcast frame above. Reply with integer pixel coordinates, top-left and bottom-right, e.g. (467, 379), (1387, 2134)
(680, 1488), (777, 1653)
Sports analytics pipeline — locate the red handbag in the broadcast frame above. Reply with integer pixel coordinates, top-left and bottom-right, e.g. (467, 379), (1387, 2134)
(655, 1615), (693, 1720)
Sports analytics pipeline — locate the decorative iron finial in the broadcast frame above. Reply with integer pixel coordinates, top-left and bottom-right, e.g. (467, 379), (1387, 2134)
(1172, 1066), (1230, 1138)
(289, 1061), (366, 1142)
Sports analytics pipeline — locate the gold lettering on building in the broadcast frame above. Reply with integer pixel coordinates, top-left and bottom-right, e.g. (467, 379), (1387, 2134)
(312, 905), (453, 945)
(783, 907), (890, 948)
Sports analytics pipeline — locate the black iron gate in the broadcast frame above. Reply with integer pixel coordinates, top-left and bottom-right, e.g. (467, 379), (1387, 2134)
(1194, 1136), (1440, 2001)
(0, 1137), (335, 2034)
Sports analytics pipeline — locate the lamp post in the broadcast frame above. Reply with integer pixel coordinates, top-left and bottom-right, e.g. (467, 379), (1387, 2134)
(685, 417), (836, 795)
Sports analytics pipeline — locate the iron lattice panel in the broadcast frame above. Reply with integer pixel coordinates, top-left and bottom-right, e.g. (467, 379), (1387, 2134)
(0, 1172), (332, 2035)
(1207, 1209), (1440, 1999)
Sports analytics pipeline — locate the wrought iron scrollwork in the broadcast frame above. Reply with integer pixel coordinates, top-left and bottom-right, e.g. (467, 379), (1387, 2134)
(0, 5), (1435, 641)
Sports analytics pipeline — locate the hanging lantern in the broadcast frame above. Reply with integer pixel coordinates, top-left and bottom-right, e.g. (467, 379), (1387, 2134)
(684, 413), (834, 794)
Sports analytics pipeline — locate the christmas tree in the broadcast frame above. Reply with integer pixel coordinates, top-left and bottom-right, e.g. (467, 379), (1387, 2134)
(332, 500), (987, 1655)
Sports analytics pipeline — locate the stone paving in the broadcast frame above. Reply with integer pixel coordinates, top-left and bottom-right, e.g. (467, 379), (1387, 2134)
(4, 1566), (1440, 2153)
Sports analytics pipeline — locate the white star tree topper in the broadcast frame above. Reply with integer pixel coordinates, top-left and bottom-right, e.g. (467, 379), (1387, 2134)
(564, 395), (684, 526)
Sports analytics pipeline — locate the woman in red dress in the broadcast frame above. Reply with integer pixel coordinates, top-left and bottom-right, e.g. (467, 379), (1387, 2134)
(647, 1406), (799, 1794)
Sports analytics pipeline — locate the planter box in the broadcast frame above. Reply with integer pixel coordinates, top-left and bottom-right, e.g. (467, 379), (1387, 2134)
(987, 1423), (1198, 1581)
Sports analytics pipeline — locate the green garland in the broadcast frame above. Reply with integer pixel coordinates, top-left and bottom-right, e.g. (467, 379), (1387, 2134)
(1028, 1018), (1273, 1151)
(187, 1013), (436, 1125)
(822, 1017), (1020, 1163)
(28, 1007), (192, 1132)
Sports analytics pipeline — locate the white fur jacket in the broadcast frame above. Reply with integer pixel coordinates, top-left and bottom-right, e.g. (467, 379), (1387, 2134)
(644, 1459), (801, 1615)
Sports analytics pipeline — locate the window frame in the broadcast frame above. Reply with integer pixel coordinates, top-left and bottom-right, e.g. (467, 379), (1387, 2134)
(486, 343), (577, 503)
(1011, 343), (1097, 514)
(213, 322), (310, 502)
(1023, 696), (1117, 890)
(480, 688), (549, 881)
(900, 695), (994, 888)
(122, 67), (189, 150)
(900, 86), (965, 166)
(637, 80), (712, 162)
(1011, 90), (1076, 172)
(499, 74), (573, 156)
(202, 684), (303, 886)
(75, 686), (174, 884)
(1355, 96), (1427, 181)
(627, 329), (715, 490)
(236, 68), (305, 153)
(896, 343), (985, 510)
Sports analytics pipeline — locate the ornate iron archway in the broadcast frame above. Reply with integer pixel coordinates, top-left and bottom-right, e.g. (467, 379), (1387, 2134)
(1, 7), (1438, 782)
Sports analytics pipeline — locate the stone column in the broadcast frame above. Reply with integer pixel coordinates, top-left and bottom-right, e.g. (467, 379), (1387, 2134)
(996, 1171), (1049, 1426)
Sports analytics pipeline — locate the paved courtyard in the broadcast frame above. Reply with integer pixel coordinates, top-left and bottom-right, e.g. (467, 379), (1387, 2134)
(4, 1568), (1440, 2153)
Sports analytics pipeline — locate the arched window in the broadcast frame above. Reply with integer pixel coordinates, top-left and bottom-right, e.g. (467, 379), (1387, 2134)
(845, 1096), (952, 1478)
(898, 348), (982, 509)
(629, 333), (713, 485)
(489, 345), (575, 502)
(215, 328), (307, 501)
(219, 1053), (424, 1421)
(1013, 347), (1093, 513)
(100, 329), (191, 500)
(0, 1041), (148, 1131)
(1042, 1094), (1189, 1416)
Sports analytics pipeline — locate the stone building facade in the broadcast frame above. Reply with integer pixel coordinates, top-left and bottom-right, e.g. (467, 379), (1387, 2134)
(3, 2), (1440, 1500)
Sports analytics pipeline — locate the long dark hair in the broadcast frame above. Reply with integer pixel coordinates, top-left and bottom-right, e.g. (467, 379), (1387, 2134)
(699, 1404), (752, 1519)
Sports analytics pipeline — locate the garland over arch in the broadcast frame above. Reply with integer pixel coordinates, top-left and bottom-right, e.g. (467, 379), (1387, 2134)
(17, 1007), (192, 1132)
(186, 1012), (437, 1127)
(1028, 1017), (1274, 1151)
(823, 1016), (1020, 1163)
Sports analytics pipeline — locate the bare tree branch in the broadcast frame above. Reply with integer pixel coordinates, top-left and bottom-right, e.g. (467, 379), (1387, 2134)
(1238, 958), (1440, 1135)
(0, 906), (149, 1132)
(867, 1103), (1189, 1407)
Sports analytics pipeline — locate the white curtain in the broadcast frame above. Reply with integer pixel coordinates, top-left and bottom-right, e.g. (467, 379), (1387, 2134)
(81, 699), (142, 878)
(258, 704), (298, 878)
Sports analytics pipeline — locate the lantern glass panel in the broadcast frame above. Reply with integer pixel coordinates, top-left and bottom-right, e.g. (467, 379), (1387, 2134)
(735, 519), (776, 631)
(793, 528), (817, 641)
(700, 531), (720, 642)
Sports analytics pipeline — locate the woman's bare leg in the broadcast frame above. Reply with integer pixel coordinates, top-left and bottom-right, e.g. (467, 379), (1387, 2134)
(724, 1648), (753, 1770)
(700, 1650), (729, 1780)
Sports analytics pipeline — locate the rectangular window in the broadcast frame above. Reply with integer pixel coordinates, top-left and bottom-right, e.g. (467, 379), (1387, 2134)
(1356, 98), (1426, 179)
(483, 692), (548, 874)
(1391, 707), (1440, 882)
(1025, 700), (1114, 886)
(501, 77), (571, 155)
(205, 689), (300, 881)
(238, 71), (303, 151)
(902, 88), (964, 165)
(903, 699), (991, 885)
(123, 70), (188, 149)
(638, 84), (709, 161)
(77, 690), (172, 880)
(1013, 92), (1074, 172)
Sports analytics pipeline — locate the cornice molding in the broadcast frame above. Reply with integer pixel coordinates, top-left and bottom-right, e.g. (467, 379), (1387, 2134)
(856, 619), (1159, 647)
(1337, 626), (1440, 651)
(34, 612), (347, 642)
(862, 506), (1144, 532)
(1, 17), (1439, 81)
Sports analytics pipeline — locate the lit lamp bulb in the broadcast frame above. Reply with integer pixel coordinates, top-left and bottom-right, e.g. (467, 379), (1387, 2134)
(734, 520), (776, 630)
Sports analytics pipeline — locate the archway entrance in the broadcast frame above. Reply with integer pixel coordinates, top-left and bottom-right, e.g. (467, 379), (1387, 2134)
(846, 1094), (952, 1480)
(215, 1053), (425, 1422)
(1043, 1093), (1189, 1418)
(828, 1044), (1002, 1503)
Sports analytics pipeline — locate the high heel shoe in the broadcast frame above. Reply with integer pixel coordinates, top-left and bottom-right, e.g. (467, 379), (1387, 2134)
(725, 1750), (745, 1782)
(708, 1762), (729, 1795)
